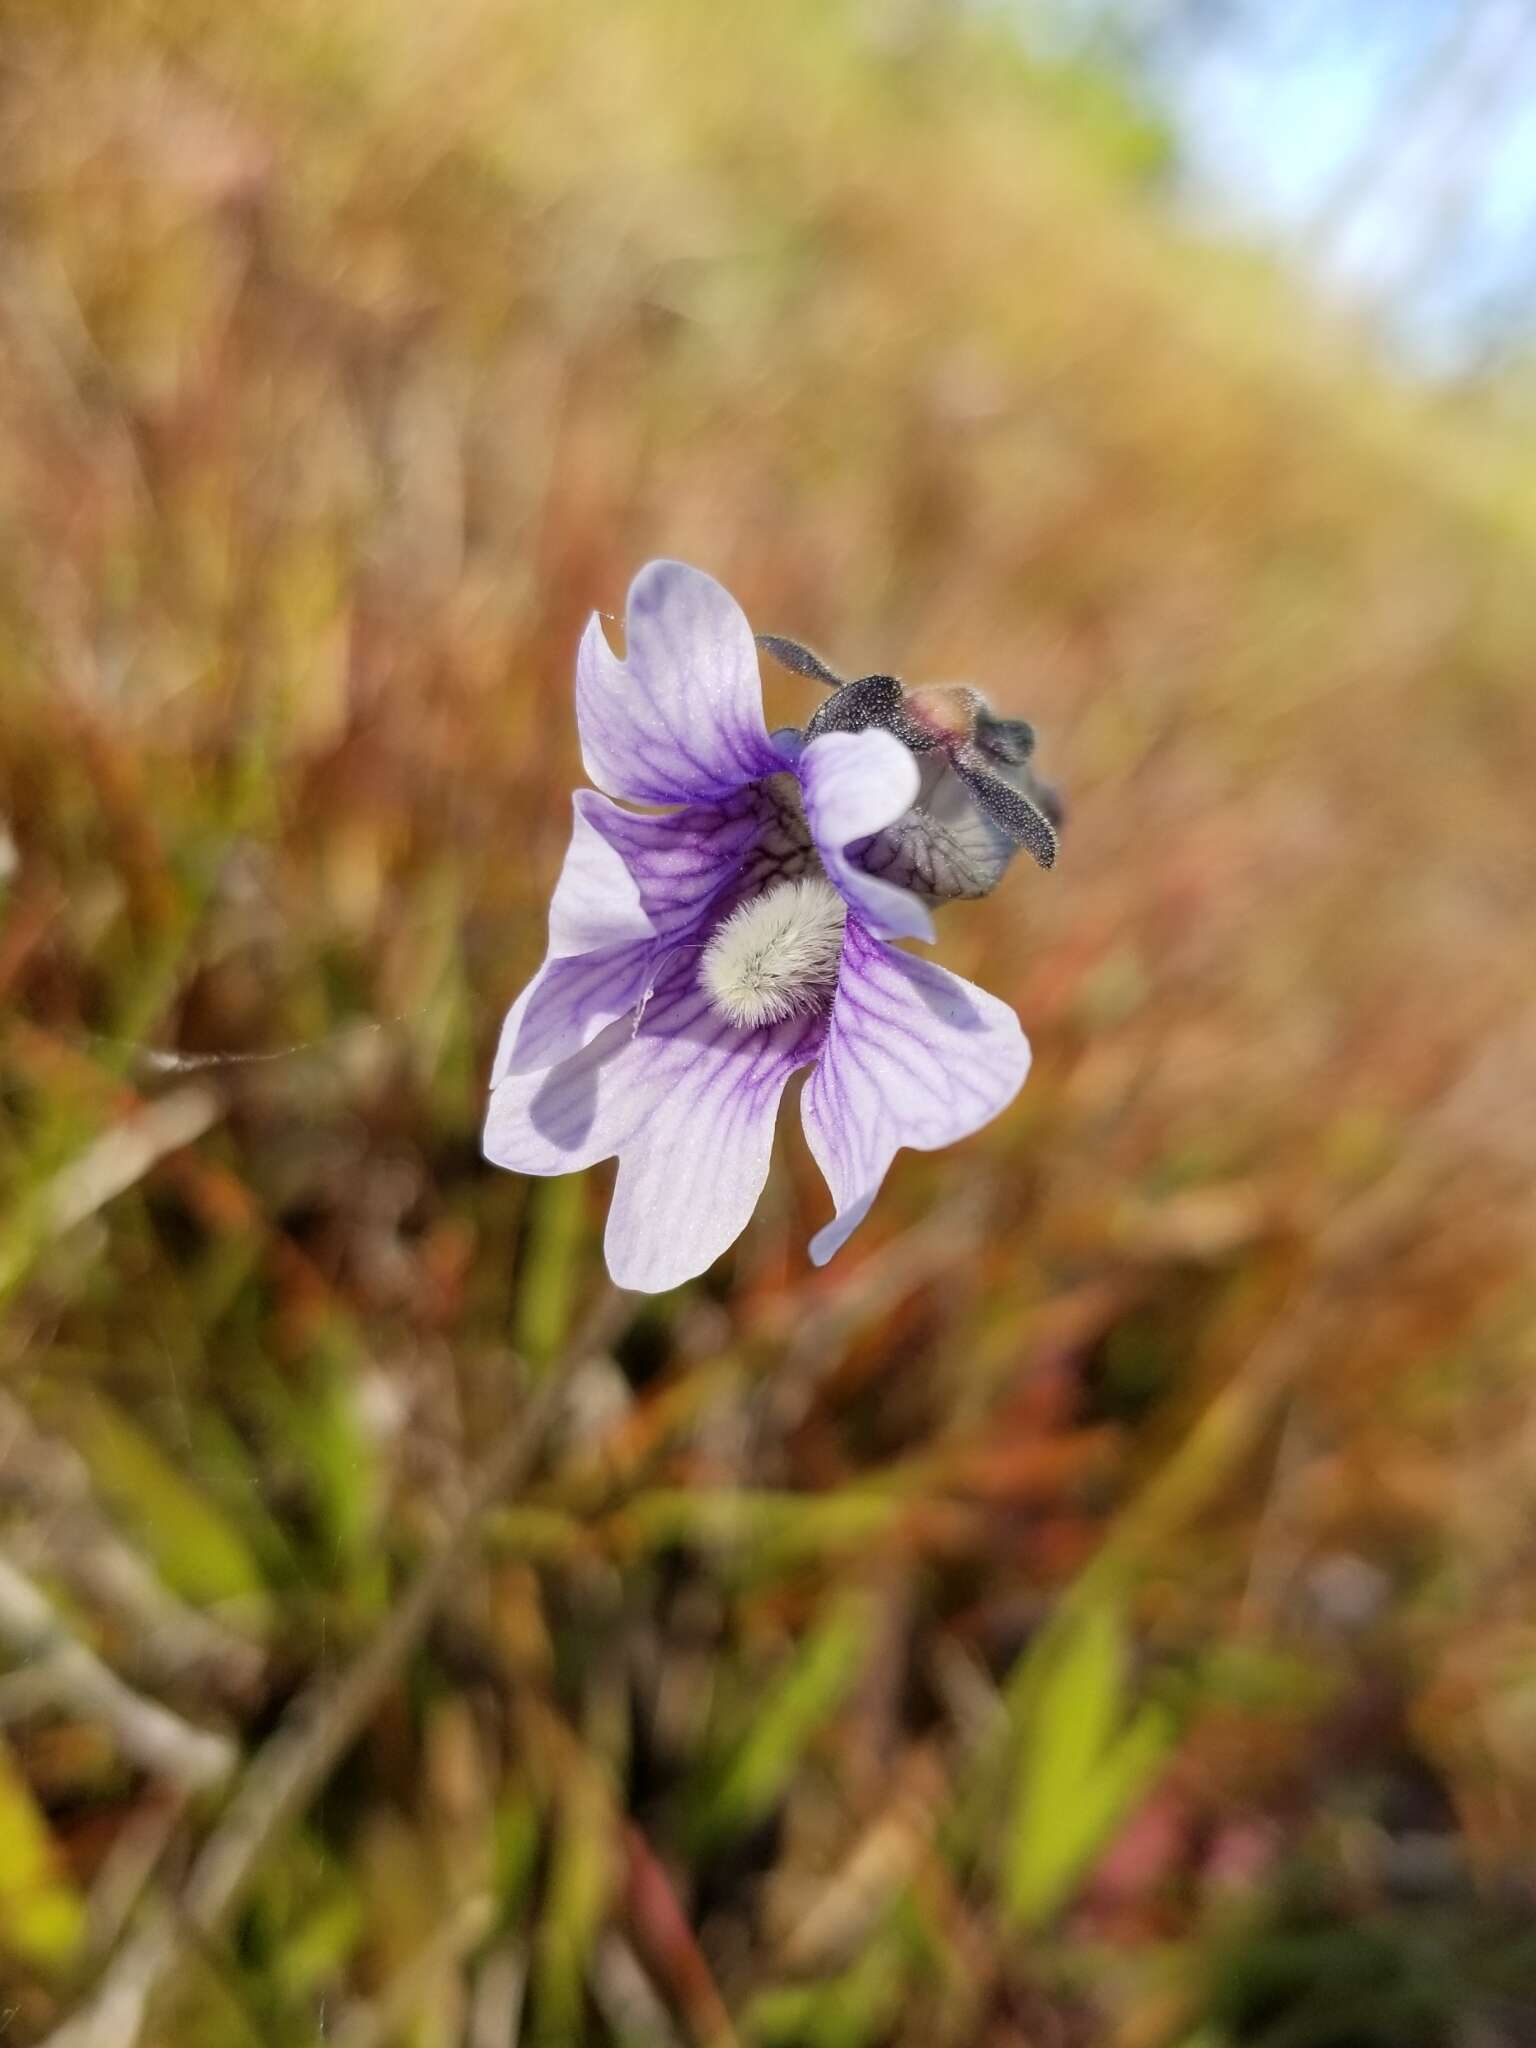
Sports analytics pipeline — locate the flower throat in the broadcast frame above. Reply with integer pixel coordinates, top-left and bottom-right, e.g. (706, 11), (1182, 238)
(699, 876), (846, 1028)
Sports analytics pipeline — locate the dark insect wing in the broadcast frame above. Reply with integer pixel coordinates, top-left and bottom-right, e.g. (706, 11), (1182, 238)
(804, 673), (934, 746)
(755, 635), (846, 690)
(956, 755), (1059, 869)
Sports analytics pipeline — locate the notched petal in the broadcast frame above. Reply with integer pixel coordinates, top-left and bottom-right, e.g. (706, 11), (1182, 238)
(576, 561), (783, 806)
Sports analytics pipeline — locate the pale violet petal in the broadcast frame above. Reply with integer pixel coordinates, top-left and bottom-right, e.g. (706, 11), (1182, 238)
(494, 788), (765, 1081)
(492, 794), (655, 1081)
(546, 794), (653, 959)
(575, 787), (762, 944)
(487, 1006), (640, 1176)
(801, 920), (1030, 1265)
(797, 729), (935, 943)
(493, 945), (655, 1082)
(489, 973), (540, 1093)
(484, 955), (821, 1292)
(602, 988), (818, 1292)
(576, 561), (783, 805)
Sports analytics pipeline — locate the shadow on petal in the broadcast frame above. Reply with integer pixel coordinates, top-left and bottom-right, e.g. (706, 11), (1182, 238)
(910, 957), (992, 1031)
(528, 1043), (604, 1151)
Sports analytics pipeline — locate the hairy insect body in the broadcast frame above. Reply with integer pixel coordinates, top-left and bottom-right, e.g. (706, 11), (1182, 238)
(757, 635), (1062, 897)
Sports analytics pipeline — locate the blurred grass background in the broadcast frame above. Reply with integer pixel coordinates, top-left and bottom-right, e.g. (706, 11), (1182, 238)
(2, 1), (1536, 2043)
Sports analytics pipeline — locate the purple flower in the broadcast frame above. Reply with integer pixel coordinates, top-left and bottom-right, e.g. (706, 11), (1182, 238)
(485, 561), (1038, 1292)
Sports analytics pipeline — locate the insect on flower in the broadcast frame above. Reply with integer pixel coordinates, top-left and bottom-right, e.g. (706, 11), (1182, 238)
(484, 561), (1056, 1292)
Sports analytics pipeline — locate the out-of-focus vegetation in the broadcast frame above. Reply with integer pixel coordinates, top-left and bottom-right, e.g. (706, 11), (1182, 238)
(2, 2), (1535, 2043)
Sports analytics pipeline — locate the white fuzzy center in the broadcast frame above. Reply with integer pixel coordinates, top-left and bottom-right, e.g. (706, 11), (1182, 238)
(699, 877), (847, 1029)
